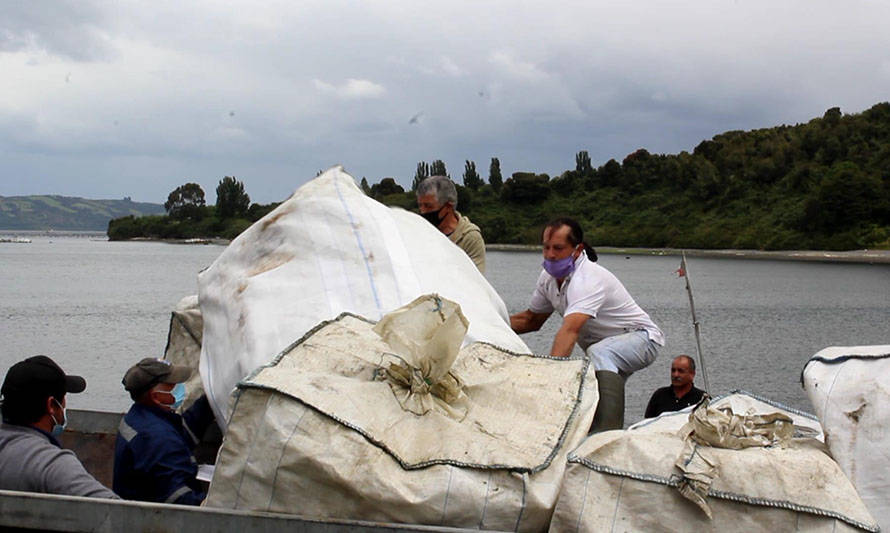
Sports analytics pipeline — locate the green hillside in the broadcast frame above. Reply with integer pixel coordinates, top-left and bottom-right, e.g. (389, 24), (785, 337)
(377, 102), (890, 250)
(0, 195), (164, 231)
(107, 102), (890, 250)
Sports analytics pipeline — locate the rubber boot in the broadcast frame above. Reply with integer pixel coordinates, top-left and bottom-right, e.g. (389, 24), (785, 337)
(589, 370), (626, 434)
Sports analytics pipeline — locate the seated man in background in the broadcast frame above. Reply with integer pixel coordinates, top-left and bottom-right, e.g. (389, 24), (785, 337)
(644, 354), (706, 418)
(416, 175), (486, 273)
(0, 355), (118, 498)
(114, 358), (214, 505)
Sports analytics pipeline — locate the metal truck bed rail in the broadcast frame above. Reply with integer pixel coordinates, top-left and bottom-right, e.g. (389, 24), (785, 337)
(0, 490), (479, 532)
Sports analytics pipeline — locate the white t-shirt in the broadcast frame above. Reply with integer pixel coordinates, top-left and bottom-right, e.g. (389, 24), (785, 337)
(528, 254), (664, 350)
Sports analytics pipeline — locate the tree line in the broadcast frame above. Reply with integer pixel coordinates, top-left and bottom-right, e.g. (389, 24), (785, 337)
(107, 176), (280, 240)
(366, 103), (890, 250)
(110, 102), (890, 250)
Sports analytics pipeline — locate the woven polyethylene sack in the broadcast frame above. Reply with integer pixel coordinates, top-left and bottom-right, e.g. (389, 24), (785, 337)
(163, 294), (204, 410)
(550, 394), (879, 533)
(629, 390), (824, 442)
(197, 166), (529, 426)
(204, 307), (597, 531)
(803, 345), (890, 532)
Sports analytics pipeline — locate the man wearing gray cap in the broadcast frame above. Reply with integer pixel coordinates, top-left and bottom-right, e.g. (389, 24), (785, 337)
(0, 355), (118, 498)
(114, 358), (214, 505)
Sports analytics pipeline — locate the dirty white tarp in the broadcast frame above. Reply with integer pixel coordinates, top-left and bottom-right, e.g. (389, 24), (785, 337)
(204, 298), (597, 531)
(802, 345), (890, 532)
(197, 166), (530, 425)
(550, 393), (879, 532)
(162, 295), (204, 410)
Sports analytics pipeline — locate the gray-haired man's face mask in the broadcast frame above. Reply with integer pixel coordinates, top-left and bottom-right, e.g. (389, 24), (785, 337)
(420, 206), (446, 227)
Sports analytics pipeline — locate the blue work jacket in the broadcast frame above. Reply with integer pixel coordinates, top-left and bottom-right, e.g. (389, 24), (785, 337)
(113, 396), (213, 505)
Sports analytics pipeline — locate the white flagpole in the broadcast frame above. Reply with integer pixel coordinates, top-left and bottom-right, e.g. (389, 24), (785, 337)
(680, 252), (711, 394)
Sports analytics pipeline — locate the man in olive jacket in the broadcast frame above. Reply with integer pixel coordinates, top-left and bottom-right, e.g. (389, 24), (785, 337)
(416, 175), (486, 273)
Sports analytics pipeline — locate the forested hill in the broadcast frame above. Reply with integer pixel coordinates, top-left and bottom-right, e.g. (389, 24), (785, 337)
(0, 195), (164, 231)
(103, 102), (890, 250)
(377, 102), (890, 251)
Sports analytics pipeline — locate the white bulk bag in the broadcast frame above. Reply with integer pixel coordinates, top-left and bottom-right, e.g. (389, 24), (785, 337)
(162, 295), (205, 410)
(197, 166), (529, 425)
(629, 389), (824, 442)
(205, 298), (597, 531)
(550, 394), (878, 532)
(802, 345), (890, 532)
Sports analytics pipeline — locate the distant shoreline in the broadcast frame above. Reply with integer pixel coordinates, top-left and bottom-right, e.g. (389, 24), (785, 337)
(5, 230), (887, 264)
(125, 237), (231, 246)
(123, 240), (890, 265)
(487, 244), (890, 265)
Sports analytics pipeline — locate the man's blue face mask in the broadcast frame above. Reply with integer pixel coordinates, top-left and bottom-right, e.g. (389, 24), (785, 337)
(169, 383), (186, 410)
(50, 398), (67, 437)
(158, 382), (186, 410)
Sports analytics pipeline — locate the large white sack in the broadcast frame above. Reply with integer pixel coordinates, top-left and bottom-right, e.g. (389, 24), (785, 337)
(197, 166), (529, 425)
(629, 389), (824, 442)
(802, 345), (890, 532)
(550, 393), (879, 532)
(204, 308), (598, 531)
(162, 294), (204, 410)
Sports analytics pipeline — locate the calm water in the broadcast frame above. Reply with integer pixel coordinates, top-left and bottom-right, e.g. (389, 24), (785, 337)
(2, 233), (889, 423)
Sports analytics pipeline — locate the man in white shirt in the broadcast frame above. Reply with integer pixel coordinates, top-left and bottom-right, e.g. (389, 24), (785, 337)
(510, 217), (664, 432)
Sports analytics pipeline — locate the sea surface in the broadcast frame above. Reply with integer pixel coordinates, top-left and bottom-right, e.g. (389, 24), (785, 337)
(2, 231), (888, 423)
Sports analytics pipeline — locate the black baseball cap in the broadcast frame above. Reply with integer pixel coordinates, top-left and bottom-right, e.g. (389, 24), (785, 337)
(1, 355), (86, 401)
(122, 358), (192, 395)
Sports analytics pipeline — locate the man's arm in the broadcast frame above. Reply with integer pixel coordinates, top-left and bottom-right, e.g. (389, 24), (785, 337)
(44, 449), (120, 499)
(549, 312), (591, 357)
(181, 395), (215, 448)
(510, 309), (551, 334)
(132, 431), (205, 505)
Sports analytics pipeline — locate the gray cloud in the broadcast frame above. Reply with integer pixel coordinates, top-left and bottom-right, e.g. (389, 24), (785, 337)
(1, 1), (889, 204)
(1, 1), (116, 61)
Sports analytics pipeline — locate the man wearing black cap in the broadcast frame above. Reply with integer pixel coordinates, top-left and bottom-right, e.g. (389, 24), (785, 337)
(0, 355), (118, 498)
(114, 357), (214, 505)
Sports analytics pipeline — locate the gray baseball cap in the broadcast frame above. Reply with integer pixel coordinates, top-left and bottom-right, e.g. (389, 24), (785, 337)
(122, 358), (192, 395)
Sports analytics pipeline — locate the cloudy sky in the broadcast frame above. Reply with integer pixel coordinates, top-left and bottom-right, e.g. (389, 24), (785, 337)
(3, 1), (889, 204)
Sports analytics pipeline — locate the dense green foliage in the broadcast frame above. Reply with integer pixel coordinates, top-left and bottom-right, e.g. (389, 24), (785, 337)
(372, 103), (890, 250)
(215, 176), (250, 219)
(164, 183), (206, 220)
(105, 103), (890, 250)
(0, 195), (163, 230)
(462, 161), (483, 190)
(107, 202), (279, 241)
(430, 160), (448, 177)
(412, 162), (429, 191)
(576, 151), (592, 175)
(109, 177), (277, 240)
(370, 178), (404, 197)
(489, 158), (503, 193)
